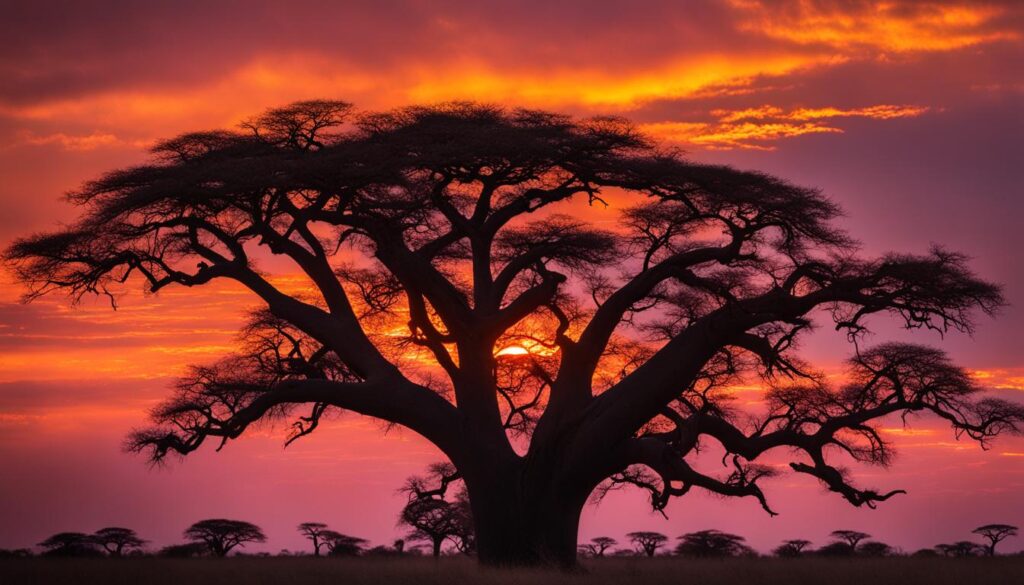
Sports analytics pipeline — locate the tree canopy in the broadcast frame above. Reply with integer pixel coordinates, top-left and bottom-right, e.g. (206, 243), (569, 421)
(6, 99), (1021, 566)
(183, 519), (266, 557)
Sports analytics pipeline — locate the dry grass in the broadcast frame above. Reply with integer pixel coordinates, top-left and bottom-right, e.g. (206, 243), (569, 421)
(2, 556), (1022, 585)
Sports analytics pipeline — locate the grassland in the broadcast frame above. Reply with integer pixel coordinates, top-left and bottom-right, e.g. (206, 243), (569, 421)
(2, 556), (1023, 585)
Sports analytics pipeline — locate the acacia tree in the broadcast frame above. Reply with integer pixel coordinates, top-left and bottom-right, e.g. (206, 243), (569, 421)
(972, 523), (1018, 556)
(92, 527), (147, 556)
(858, 541), (894, 556)
(320, 531), (368, 556)
(829, 530), (871, 554)
(184, 519), (266, 557)
(627, 531), (668, 557)
(297, 522), (331, 556)
(6, 100), (1022, 568)
(37, 533), (102, 557)
(936, 541), (985, 557)
(773, 539), (812, 557)
(579, 536), (617, 557)
(675, 529), (752, 557)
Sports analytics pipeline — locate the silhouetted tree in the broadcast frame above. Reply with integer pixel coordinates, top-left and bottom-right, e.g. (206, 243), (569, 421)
(400, 498), (467, 558)
(858, 541), (895, 556)
(972, 523), (1018, 556)
(816, 542), (856, 557)
(9, 100), (1021, 568)
(159, 542), (209, 558)
(0, 548), (33, 558)
(911, 548), (939, 557)
(398, 463), (474, 557)
(579, 536), (618, 557)
(627, 532), (668, 557)
(92, 527), (147, 557)
(393, 539), (405, 554)
(297, 522), (332, 556)
(37, 532), (102, 557)
(830, 530), (871, 553)
(773, 539), (812, 557)
(184, 519), (266, 557)
(936, 541), (986, 557)
(675, 529), (753, 557)
(320, 531), (367, 556)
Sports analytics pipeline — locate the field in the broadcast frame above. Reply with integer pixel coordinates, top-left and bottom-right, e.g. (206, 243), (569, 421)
(2, 556), (1022, 585)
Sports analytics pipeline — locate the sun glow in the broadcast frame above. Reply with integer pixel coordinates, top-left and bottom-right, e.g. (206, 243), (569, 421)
(495, 345), (531, 357)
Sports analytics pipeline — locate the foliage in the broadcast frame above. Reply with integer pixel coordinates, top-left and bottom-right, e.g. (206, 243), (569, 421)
(183, 519), (266, 557)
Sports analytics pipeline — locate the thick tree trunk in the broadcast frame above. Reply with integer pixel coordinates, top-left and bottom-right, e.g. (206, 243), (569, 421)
(461, 452), (598, 569)
(471, 489), (586, 568)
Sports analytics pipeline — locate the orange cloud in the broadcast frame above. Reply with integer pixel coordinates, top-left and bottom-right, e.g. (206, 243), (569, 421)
(0, 52), (843, 150)
(970, 368), (1024, 391)
(641, 103), (928, 149)
(730, 0), (1020, 52)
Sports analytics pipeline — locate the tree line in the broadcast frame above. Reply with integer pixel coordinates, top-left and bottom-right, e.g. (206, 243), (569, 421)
(2, 523), (1016, 559)
(576, 525), (1020, 558)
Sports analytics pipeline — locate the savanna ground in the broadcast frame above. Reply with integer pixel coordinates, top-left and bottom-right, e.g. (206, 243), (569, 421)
(2, 557), (1022, 585)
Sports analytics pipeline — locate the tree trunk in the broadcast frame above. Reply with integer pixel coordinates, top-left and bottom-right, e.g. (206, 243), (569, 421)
(462, 456), (595, 569)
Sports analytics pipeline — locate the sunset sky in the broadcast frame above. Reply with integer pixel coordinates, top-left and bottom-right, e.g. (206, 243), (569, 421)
(1, 0), (1022, 555)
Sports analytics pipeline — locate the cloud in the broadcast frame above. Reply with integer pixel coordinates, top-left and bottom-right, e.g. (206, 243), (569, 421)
(641, 103), (928, 149)
(970, 368), (1024, 391)
(13, 131), (150, 151)
(729, 0), (1022, 52)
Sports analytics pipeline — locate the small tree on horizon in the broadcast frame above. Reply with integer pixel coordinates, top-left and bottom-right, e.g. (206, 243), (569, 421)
(972, 524), (1018, 556)
(92, 527), (147, 557)
(936, 541), (986, 557)
(579, 536), (618, 557)
(184, 519), (266, 557)
(627, 531), (668, 557)
(297, 522), (331, 557)
(773, 539), (812, 557)
(858, 541), (895, 557)
(320, 531), (368, 556)
(829, 530), (871, 553)
(675, 529), (753, 558)
(37, 532), (102, 557)
(398, 463), (474, 557)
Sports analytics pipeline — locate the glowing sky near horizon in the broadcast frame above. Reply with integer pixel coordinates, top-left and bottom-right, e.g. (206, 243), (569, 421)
(0, 0), (1023, 555)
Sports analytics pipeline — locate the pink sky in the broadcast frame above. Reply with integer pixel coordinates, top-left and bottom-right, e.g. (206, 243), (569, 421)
(0, 0), (1022, 555)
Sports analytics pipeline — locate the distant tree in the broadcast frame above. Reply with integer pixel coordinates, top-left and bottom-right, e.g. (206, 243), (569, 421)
(400, 498), (465, 558)
(911, 548), (939, 557)
(816, 542), (856, 557)
(627, 532), (668, 557)
(935, 541), (985, 557)
(972, 524), (1018, 556)
(321, 531), (368, 556)
(675, 529), (753, 558)
(297, 522), (333, 557)
(159, 542), (209, 558)
(773, 539), (812, 557)
(579, 536), (618, 557)
(858, 541), (895, 557)
(184, 519), (266, 557)
(92, 527), (147, 557)
(399, 463), (474, 557)
(37, 532), (102, 557)
(0, 548), (33, 558)
(830, 530), (871, 553)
